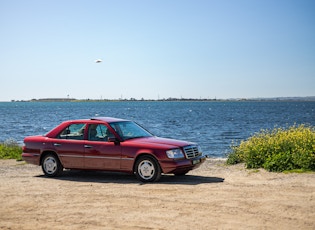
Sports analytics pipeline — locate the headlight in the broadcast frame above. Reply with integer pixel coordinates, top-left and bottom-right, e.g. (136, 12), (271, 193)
(166, 148), (184, 159)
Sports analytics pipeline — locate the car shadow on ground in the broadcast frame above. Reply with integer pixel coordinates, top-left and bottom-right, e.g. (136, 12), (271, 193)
(35, 170), (224, 185)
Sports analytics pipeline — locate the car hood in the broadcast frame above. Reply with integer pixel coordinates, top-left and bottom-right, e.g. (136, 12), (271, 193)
(127, 136), (195, 149)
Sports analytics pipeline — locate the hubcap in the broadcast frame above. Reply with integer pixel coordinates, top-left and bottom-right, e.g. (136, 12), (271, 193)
(44, 157), (57, 174)
(138, 160), (155, 180)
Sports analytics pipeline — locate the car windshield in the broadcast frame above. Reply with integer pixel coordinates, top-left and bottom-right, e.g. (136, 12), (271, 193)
(109, 121), (153, 140)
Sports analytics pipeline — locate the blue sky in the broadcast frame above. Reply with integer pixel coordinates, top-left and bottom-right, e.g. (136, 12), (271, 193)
(1, 0), (314, 101)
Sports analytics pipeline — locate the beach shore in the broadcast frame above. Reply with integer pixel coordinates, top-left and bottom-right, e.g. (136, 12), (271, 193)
(0, 159), (314, 230)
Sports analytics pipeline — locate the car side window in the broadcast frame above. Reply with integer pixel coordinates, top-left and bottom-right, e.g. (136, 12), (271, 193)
(88, 124), (114, 142)
(58, 124), (86, 140)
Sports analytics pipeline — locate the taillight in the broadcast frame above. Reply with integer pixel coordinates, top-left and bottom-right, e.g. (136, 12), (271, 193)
(22, 143), (29, 152)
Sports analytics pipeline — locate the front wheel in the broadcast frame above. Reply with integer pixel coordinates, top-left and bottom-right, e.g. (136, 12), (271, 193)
(135, 156), (161, 182)
(41, 153), (63, 177)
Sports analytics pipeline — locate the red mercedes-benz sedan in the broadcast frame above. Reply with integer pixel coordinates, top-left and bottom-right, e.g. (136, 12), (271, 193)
(22, 117), (206, 182)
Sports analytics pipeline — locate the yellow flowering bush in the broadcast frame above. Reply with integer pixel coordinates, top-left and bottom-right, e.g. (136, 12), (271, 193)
(227, 125), (315, 172)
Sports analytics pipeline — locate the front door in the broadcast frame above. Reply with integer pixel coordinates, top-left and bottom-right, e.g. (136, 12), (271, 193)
(84, 124), (121, 170)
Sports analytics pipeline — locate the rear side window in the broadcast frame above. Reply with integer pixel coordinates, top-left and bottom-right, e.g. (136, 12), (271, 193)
(58, 124), (86, 140)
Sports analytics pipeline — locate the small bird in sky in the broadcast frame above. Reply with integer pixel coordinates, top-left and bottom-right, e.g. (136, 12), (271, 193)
(95, 59), (102, 63)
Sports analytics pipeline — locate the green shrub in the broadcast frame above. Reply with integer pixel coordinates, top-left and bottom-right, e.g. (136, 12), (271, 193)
(0, 139), (22, 160)
(227, 125), (315, 172)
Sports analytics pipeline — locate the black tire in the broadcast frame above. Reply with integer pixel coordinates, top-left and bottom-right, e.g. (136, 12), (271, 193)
(41, 153), (63, 177)
(135, 156), (161, 182)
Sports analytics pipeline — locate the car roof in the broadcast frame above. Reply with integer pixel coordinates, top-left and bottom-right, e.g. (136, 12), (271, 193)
(90, 117), (129, 123)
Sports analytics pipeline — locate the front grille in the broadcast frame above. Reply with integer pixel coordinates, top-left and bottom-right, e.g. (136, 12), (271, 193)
(183, 145), (202, 159)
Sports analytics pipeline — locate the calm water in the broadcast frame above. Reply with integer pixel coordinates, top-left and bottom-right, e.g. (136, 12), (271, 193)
(1, 101), (314, 157)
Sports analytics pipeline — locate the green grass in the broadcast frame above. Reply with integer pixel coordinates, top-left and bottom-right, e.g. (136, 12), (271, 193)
(227, 124), (315, 172)
(283, 169), (314, 174)
(0, 140), (22, 161)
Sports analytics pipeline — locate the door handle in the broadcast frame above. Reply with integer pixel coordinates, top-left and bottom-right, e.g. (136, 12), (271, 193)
(84, 145), (93, 148)
(54, 143), (61, 146)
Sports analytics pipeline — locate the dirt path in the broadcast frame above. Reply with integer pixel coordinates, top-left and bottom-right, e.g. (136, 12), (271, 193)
(0, 159), (314, 230)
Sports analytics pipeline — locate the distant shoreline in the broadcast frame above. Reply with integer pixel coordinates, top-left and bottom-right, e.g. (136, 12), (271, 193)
(8, 96), (315, 103)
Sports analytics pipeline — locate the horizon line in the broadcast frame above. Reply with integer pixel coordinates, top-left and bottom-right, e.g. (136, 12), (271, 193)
(6, 96), (315, 103)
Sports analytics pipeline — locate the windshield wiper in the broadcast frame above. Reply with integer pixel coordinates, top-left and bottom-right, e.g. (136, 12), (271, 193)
(124, 136), (147, 140)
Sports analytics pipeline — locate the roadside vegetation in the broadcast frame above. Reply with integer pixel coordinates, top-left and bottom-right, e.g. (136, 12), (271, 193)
(0, 140), (22, 161)
(227, 125), (315, 172)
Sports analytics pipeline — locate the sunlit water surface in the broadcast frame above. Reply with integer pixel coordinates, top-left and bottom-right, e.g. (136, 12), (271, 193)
(1, 101), (314, 157)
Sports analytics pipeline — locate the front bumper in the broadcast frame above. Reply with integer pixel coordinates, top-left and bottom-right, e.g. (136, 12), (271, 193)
(160, 155), (206, 174)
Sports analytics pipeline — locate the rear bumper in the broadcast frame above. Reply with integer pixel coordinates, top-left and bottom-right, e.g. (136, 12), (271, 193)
(22, 153), (41, 165)
(160, 155), (206, 174)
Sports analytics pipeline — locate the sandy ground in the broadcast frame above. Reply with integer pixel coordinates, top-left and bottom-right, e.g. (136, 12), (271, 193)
(0, 159), (314, 230)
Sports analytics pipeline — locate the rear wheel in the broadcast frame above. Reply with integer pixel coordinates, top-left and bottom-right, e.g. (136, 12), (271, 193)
(41, 153), (63, 177)
(135, 156), (161, 182)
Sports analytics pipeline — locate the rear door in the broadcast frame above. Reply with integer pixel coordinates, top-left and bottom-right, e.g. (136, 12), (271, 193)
(52, 123), (86, 169)
(84, 124), (121, 170)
